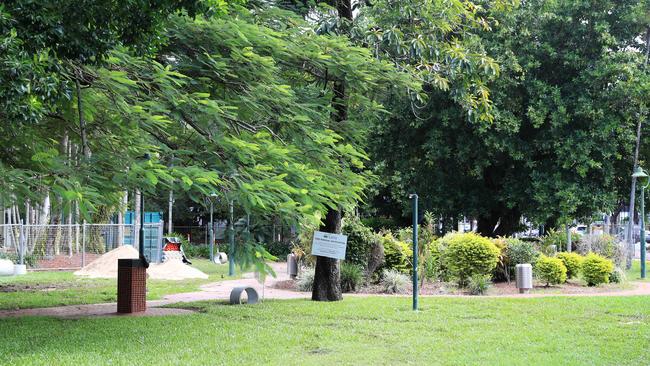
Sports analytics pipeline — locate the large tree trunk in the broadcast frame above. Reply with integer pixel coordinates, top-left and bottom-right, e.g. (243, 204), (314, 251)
(312, 209), (343, 301)
(311, 0), (352, 302)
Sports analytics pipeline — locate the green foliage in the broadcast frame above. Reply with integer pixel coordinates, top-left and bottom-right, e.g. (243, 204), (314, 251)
(367, 0), (650, 235)
(467, 274), (491, 296)
(442, 232), (500, 286)
(380, 269), (410, 294)
(535, 256), (567, 286)
(183, 244), (211, 259)
(381, 233), (412, 274)
(609, 267), (626, 284)
(541, 230), (582, 253)
(361, 217), (401, 232)
(340, 262), (363, 293)
(556, 252), (584, 279)
(342, 215), (377, 267)
(0, 252), (38, 268)
(582, 254), (614, 286)
(576, 235), (624, 266)
(263, 241), (292, 258)
(494, 237), (540, 281)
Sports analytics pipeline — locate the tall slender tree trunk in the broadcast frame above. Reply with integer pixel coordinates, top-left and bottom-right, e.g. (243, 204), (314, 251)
(117, 191), (128, 246)
(75, 76), (91, 159)
(311, 0), (353, 302)
(626, 27), (650, 269)
(134, 190), (141, 248)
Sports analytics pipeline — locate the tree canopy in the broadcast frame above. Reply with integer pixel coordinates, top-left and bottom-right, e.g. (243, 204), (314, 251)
(368, 0), (650, 236)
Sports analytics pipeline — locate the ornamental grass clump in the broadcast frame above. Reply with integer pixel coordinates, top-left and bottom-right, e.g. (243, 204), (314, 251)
(535, 255), (567, 286)
(556, 252), (584, 279)
(381, 269), (410, 294)
(340, 262), (364, 293)
(442, 232), (500, 287)
(581, 253), (614, 286)
(296, 268), (315, 292)
(467, 274), (491, 295)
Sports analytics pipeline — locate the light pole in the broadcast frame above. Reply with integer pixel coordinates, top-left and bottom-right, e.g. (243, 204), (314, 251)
(632, 167), (648, 278)
(409, 193), (418, 311)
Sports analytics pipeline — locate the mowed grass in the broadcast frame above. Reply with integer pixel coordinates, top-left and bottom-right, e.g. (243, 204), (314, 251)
(626, 259), (650, 282)
(0, 296), (649, 365)
(0, 259), (237, 310)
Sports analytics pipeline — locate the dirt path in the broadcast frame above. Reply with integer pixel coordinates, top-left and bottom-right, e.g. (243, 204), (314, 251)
(1, 262), (649, 319)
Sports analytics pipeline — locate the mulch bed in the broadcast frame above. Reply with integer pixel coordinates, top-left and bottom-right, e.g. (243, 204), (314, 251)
(271, 278), (632, 296)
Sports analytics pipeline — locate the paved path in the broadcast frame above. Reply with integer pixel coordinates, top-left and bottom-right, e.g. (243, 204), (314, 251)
(163, 261), (309, 303)
(1, 262), (649, 319)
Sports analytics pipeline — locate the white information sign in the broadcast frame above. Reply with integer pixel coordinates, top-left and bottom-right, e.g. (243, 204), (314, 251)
(311, 231), (348, 260)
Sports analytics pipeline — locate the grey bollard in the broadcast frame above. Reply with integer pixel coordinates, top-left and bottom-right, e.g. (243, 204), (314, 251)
(287, 253), (298, 279)
(515, 263), (533, 294)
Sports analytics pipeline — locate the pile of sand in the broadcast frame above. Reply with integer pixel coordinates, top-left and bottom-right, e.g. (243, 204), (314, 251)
(74, 245), (139, 278)
(74, 245), (208, 280)
(148, 260), (209, 281)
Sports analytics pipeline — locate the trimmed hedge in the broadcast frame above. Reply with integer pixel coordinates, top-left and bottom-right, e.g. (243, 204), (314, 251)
(536, 255), (567, 286)
(556, 252), (584, 279)
(443, 232), (500, 286)
(582, 253), (614, 286)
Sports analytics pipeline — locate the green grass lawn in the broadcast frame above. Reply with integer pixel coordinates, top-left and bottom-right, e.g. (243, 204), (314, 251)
(0, 259), (238, 310)
(625, 259), (650, 282)
(0, 296), (648, 365)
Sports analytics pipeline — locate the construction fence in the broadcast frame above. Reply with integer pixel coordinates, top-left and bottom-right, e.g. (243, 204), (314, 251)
(0, 222), (164, 270)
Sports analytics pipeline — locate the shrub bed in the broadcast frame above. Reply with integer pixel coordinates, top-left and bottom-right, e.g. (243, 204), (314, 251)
(582, 253), (614, 286)
(535, 256), (567, 286)
(442, 232), (500, 286)
(556, 252), (583, 279)
(340, 262), (363, 293)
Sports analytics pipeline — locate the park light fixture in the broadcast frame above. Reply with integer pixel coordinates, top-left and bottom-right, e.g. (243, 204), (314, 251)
(632, 166), (648, 278)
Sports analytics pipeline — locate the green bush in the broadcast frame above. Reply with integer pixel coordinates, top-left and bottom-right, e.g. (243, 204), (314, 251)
(582, 253), (614, 286)
(381, 233), (412, 274)
(264, 241), (292, 258)
(0, 252), (38, 268)
(467, 274), (491, 295)
(556, 252), (584, 279)
(340, 262), (363, 293)
(183, 244), (211, 259)
(342, 215), (378, 267)
(442, 232), (500, 286)
(541, 230), (581, 253)
(576, 234), (624, 266)
(381, 269), (410, 294)
(535, 255), (567, 286)
(609, 267), (626, 284)
(361, 217), (400, 232)
(426, 238), (450, 281)
(494, 238), (540, 281)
